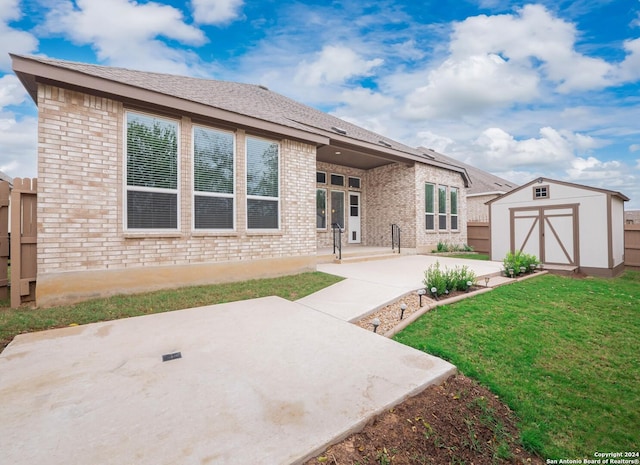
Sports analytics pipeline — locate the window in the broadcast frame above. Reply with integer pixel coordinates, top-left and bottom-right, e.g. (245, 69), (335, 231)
(246, 136), (279, 229)
(316, 189), (327, 229)
(316, 171), (327, 184)
(348, 176), (361, 189)
(330, 174), (344, 186)
(193, 126), (234, 229)
(331, 191), (345, 228)
(450, 187), (458, 230)
(126, 111), (178, 230)
(425, 183), (435, 230)
(438, 186), (447, 230)
(534, 186), (549, 199)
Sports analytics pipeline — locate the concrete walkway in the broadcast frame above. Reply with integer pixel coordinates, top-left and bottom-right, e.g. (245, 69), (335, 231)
(0, 296), (455, 465)
(297, 254), (505, 321)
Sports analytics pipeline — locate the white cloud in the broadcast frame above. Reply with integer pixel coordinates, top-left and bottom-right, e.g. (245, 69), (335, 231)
(294, 45), (383, 87)
(614, 38), (640, 83)
(630, 144), (640, 153)
(472, 126), (599, 169)
(41, 0), (206, 73)
(0, 74), (28, 108)
(0, 0), (39, 71)
(191, 0), (244, 25)
(402, 53), (539, 119)
(448, 4), (612, 92)
(416, 131), (455, 153)
(0, 114), (37, 178)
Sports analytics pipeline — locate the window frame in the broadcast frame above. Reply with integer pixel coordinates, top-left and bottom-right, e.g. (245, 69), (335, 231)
(348, 176), (361, 189)
(245, 135), (281, 231)
(316, 171), (327, 184)
(425, 182), (435, 231)
(192, 124), (236, 231)
(330, 173), (345, 187)
(124, 110), (180, 232)
(533, 185), (550, 200)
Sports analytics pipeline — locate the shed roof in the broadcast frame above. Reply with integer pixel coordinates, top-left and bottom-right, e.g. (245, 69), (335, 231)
(11, 54), (469, 185)
(486, 177), (629, 205)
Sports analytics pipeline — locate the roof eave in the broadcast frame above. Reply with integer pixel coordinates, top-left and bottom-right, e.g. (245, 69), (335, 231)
(10, 54), (330, 146)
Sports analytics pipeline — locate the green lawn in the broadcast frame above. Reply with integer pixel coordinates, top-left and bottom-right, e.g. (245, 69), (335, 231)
(0, 271), (343, 352)
(394, 271), (640, 459)
(447, 253), (490, 260)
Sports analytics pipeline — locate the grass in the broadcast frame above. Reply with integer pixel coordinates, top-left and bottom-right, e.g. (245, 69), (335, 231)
(0, 271), (343, 352)
(446, 253), (489, 260)
(394, 271), (640, 459)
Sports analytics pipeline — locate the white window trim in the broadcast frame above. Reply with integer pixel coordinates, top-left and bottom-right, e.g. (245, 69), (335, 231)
(123, 109), (180, 232)
(245, 135), (281, 231)
(192, 124), (237, 231)
(317, 171), (327, 184)
(348, 176), (361, 189)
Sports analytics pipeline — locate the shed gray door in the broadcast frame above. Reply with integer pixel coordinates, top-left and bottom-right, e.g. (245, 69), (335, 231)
(511, 205), (578, 266)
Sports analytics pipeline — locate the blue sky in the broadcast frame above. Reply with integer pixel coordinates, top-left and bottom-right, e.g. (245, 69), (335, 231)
(1, 0), (639, 208)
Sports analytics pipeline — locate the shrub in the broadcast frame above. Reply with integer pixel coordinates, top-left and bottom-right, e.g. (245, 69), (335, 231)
(423, 261), (477, 295)
(433, 242), (475, 253)
(502, 251), (539, 276)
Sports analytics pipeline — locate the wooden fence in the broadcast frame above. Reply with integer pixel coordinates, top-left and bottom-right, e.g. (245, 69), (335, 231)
(467, 222), (490, 254)
(625, 224), (640, 270)
(0, 178), (37, 307)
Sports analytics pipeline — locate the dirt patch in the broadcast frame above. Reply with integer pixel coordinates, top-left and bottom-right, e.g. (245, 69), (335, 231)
(304, 374), (543, 465)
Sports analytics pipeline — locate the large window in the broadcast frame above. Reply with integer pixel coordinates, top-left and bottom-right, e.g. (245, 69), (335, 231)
(126, 111), (178, 230)
(425, 183), (435, 230)
(450, 187), (458, 230)
(246, 136), (279, 229)
(438, 185), (447, 230)
(193, 126), (234, 230)
(317, 189), (327, 229)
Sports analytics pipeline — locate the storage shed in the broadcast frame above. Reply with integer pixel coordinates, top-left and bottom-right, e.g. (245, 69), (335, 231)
(488, 177), (629, 277)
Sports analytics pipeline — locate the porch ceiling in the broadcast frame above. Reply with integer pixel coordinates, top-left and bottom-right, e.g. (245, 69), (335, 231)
(316, 144), (400, 170)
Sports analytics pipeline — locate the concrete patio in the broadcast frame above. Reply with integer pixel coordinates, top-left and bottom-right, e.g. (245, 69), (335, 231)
(0, 295), (455, 465)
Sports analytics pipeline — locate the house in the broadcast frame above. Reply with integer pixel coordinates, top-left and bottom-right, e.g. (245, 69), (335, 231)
(488, 177), (629, 277)
(11, 54), (470, 306)
(417, 148), (517, 222)
(625, 210), (640, 224)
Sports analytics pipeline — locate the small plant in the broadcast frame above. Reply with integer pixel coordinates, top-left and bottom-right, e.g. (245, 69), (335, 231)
(502, 250), (539, 276)
(423, 261), (477, 295)
(433, 242), (474, 253)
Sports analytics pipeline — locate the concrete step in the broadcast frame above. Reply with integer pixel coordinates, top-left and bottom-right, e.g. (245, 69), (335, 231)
(334, 253), (402, 264)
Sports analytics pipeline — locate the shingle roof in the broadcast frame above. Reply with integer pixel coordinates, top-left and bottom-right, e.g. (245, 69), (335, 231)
(14, 55), (425, 159)
(418, 147), (517, 195)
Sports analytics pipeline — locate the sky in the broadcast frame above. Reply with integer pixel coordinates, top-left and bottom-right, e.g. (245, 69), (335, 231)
(1, 0), (639, 208)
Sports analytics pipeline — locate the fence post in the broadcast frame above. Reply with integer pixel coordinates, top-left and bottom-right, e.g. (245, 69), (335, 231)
(10, 178), (37, 308)
(0, 181), (9, 300)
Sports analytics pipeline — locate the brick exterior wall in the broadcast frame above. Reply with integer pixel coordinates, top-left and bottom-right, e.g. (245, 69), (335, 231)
(365, 163), (417, 247)
(414, 163), (468, 251)
(467, 194), (498, 222)
(37, 84), (316, 304)
(316, 161), (468, 251)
